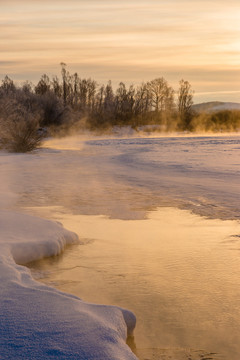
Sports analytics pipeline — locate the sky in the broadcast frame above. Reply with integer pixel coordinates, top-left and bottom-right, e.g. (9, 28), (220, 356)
(1, 0), (240, 103)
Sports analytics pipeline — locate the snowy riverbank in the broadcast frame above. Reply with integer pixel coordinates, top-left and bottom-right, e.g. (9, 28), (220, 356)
(0, 210), (137, 359)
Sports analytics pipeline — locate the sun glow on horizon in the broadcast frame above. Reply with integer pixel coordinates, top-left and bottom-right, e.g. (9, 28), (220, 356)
(1, 0), (240, 102)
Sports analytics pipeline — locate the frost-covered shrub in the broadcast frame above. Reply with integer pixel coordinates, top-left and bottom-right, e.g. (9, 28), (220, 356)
(0, 101), (44, 152)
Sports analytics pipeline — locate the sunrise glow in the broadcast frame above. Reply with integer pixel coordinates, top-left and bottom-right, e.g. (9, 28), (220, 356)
(1, 0), (240, 102)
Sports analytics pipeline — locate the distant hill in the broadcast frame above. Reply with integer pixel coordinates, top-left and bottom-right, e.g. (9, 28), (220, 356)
(193, 101), (240, 113)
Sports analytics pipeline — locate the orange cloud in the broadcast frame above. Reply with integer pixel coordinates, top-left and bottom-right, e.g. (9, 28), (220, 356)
(1, 0), (240, 102)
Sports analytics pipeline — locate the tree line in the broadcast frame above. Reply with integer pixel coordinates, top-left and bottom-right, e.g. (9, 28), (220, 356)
(0, 64), (239, 151)
(0, 64), (195, 130)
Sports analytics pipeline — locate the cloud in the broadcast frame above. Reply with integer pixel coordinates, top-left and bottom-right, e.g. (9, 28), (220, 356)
(1, 0), (240, 101)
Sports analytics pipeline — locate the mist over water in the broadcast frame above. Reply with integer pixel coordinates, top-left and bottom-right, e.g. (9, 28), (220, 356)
(6, 133), (240, 220)
(2, 134), (240, 359)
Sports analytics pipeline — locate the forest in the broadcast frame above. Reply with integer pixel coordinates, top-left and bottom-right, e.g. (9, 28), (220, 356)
(0, 63), (240, 152)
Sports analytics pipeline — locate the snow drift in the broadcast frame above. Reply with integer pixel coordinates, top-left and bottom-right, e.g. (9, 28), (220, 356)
(0, 210), (137, 359)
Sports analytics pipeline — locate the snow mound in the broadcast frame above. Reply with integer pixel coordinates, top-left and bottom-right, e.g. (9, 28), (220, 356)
(0, 210), (137, 359)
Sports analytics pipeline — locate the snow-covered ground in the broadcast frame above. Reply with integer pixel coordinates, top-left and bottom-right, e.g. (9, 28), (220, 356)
(0, 210), (137, 359)
(0, 133), (240, 359)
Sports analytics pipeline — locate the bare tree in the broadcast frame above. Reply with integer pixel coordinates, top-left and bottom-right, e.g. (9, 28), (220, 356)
(147, 77), (174, 113)
(51, 76), (62, 98)
(178, 79), (194, 130)
(60, 62), (67, 106)
(35, 74), (51, 95)
(0, 76), (16, 94)
(115, 82), (136, 123)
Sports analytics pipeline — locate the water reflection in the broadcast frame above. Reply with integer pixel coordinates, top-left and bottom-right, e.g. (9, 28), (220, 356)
(28, 206), (240, 360)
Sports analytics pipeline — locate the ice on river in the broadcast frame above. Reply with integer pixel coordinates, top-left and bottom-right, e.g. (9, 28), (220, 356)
(2, 133), (239, 220)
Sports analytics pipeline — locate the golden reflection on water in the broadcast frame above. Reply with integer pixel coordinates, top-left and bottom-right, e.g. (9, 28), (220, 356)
(28, 206), (240, 360)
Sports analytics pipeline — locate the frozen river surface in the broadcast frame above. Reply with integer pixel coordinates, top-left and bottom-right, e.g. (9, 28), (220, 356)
(2, 134), (240, 359)
(4, 134), (240, 220)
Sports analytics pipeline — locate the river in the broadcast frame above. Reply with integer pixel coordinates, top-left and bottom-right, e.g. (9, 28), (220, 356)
(2, 133), (240, 360)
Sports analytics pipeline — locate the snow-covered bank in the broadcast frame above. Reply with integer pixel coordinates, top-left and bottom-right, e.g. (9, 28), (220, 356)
(0, 210), (137, 359)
